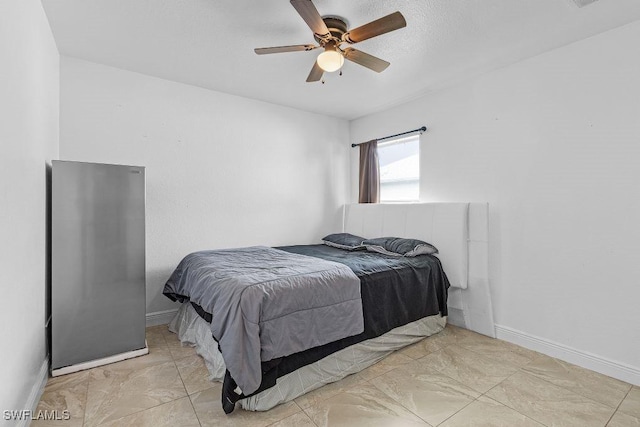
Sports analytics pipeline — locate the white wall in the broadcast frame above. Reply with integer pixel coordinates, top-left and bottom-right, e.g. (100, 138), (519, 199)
(60, 57), (351, 315)
(0, 0), (59, 419)
(350, 21), (640, 380)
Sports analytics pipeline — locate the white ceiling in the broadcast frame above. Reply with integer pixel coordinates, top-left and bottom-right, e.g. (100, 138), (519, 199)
(42, 0), (640, 120)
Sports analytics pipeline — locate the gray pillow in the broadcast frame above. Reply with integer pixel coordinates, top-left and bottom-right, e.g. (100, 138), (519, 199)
(363, 237), (438, 257)
(321, 233), (367, 251)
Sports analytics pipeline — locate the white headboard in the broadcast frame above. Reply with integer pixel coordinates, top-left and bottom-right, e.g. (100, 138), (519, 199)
(343, 202), (495, 337)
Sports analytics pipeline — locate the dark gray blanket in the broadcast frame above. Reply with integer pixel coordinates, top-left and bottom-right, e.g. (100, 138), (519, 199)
(163, 246), (363, 395)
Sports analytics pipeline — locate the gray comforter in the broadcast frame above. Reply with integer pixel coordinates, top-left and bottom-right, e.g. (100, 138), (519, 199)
(163, 246), (363, 395)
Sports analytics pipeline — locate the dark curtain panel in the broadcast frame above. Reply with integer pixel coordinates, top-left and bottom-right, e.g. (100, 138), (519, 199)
(358, 140), (380, 203)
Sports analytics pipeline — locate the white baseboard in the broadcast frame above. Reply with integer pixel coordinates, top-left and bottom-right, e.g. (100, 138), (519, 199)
(17, 357), (49, 427)
(495, 324), (640, 386)
(146, 308), (179, 327)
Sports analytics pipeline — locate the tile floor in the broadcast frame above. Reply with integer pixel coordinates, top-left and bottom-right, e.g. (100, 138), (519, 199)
(33, 324), (639, 427)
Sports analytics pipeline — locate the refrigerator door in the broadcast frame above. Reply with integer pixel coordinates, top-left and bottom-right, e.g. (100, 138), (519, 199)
(52, 161), (146, 370)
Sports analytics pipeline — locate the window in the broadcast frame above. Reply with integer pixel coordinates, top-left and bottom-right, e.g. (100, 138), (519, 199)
(378, 135), (420, 202)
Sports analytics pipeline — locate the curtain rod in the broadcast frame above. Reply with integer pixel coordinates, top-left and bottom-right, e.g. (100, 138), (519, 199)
(351, 126), (427, 147)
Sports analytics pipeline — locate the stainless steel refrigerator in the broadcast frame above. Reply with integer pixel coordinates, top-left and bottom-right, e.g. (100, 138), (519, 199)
(52, 161), (147, 375)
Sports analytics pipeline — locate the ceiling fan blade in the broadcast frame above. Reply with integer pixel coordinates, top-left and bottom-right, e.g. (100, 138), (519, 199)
(343, 48), (390, 73)
(290, 0), (330, 39)
(306, 61), (323, 82)
(254, 44), (318, 55)
(344, 11), (406, 44)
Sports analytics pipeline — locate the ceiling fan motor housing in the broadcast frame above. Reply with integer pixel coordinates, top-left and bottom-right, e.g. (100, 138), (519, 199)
(314, 16), (348, 45)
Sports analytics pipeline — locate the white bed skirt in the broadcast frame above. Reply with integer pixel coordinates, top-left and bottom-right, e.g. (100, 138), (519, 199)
(169, 302), (446, 411)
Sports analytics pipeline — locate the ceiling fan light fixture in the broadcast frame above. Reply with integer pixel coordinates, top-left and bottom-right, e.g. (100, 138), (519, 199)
(317, 49), (344, 72)
(255, 2), (406, 82)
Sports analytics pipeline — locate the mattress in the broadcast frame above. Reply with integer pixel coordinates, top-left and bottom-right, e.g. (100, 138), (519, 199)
(169, 302), (446, 411)
(167, 243), (450, 411)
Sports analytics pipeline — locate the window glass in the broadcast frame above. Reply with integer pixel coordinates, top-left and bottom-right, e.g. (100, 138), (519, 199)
(378, 135), (420, 202)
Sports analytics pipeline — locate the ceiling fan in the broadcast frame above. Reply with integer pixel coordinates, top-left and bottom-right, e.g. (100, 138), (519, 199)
(254, 0), (407, 82)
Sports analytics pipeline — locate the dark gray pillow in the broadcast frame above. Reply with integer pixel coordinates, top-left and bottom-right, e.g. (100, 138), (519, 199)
(322, 233), (367, 251)
(363, 237), (438, 257)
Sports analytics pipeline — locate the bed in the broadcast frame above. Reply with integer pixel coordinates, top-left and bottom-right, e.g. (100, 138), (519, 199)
(163, 202), (494, 413)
